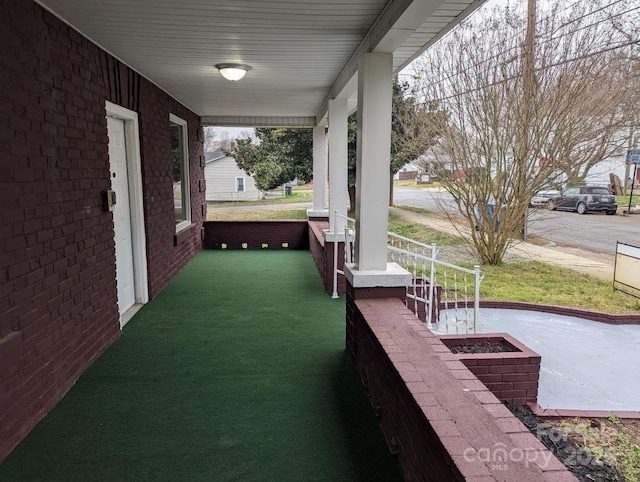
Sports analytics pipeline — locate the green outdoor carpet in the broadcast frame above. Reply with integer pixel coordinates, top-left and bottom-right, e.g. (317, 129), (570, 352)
(0, 250), (401, 481)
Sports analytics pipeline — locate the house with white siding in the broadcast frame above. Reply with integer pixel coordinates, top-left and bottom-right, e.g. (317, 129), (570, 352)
(204, 150), (262, 201)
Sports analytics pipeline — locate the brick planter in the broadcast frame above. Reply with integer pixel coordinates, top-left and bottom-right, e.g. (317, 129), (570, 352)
(440, 333), (541, 405)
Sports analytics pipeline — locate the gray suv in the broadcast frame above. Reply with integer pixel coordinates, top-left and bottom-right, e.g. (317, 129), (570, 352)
(546, 186), (617, 215)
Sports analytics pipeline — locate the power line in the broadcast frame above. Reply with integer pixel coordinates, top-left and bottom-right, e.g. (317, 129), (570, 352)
(419, 37), (639, 104)
(411, 0), (639, 93)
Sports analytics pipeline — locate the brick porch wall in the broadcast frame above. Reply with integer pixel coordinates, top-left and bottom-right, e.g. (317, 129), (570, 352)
(308, 219), (346, 294)
(203, 221), (309, 250)
(0, 0), (204, 461)
(346, 289), (577, 481)
(475, 300), (640, 325)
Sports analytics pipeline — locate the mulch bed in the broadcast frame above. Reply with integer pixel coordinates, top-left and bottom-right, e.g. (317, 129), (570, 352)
(506, 403), (623, 482)
(448, 341), (516, 354)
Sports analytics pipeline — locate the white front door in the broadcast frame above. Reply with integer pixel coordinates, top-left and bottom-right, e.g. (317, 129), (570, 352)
(107, 116), (136, 317)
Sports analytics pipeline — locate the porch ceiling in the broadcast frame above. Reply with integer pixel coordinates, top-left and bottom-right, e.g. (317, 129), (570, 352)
(35, 0), (485, 125)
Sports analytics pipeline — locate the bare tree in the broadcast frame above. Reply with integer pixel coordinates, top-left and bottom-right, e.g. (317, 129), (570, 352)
(204, 126), (219, 152)
(413, 0), (637, 264)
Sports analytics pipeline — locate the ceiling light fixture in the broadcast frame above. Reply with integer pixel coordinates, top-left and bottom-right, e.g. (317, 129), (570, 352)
(215, 63), (251, 81)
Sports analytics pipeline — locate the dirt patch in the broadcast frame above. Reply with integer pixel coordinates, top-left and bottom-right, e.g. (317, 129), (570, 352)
(506, 403), (624, 482)
(448, 341), (516, 354)
(526, 236), (550, 246)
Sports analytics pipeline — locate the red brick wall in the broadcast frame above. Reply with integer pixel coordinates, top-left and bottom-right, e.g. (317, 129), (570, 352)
(475, 300), (640, 325)
(439, 334), (541, 406)
(0, 0), (204, 461)
(308, 219), (346, 294)
(203, 221), (309, 250)
(346, 291), (577, 481)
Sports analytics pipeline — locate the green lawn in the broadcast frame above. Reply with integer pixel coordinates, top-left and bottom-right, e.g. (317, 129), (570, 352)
(207, 208), (309, 221)
(208, 191), (311, 207)
(471, 262), (640, 313)
(388, 214), (463, 246)
(616, 194), (640, 208)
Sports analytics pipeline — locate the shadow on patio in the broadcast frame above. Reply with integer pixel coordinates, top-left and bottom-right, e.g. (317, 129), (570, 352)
(0, 251), (401, 481)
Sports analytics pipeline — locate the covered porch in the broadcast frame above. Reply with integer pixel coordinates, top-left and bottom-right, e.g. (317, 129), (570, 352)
(0, 250), (401, 480)
(1, 0), (578, 479)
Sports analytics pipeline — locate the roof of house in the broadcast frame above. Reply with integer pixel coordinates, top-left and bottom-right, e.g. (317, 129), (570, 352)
(205, 150), (228, 163)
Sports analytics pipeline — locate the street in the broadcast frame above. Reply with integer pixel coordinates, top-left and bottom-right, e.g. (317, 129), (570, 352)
(394, 187), (640, 255)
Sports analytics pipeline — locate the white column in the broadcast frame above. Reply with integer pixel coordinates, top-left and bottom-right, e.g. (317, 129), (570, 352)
(326, 99), (348, 237)
(354, 53), (393, 271)
(343, 53), (410, 289)
(308, 125), (328, 217)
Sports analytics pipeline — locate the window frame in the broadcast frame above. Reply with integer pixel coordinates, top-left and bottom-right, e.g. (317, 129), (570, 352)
(169, 113), (191, 233)
(235, 176), (246, 193)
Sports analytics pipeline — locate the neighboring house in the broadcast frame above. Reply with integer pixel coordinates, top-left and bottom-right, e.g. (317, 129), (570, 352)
(393, 162), (419, 181)
(583, 153), (628, 187)
(204, 150), (262, 201)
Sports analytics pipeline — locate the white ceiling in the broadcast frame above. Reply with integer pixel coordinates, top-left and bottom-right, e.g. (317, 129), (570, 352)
(35, 0), (485, 125)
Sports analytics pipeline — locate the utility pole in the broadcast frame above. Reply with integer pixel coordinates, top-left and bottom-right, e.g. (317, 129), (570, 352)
(524, 0), (536, 100)
(624, 126), (636, 194)
(519, 0), (536, 239)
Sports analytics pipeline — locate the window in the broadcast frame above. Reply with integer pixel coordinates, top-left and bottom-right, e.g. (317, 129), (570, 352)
(170, 114), (190, 232)
(236, 177), (245, 192)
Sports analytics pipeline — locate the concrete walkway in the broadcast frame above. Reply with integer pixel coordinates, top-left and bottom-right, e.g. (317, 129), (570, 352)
(208, 201), (312, 213)
(435, 308), (640, 412)
(389, 206), (615, 280)
(394, 206), (640, 412)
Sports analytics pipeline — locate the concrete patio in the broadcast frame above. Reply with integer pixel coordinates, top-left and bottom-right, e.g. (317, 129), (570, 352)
(434, 308), (640, 413)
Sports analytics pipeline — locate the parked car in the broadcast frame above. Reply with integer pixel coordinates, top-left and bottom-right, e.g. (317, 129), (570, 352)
(530, 190), (561, 207)
(546, 186), (617, 215)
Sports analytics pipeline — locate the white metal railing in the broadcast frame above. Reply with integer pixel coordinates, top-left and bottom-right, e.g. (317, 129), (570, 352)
(388, 232), (439, 258)
(387, 245), (484, 333)
(331, 210), (356, 299)
(328, 213), (484, 333)
(387, 235), (438, 324)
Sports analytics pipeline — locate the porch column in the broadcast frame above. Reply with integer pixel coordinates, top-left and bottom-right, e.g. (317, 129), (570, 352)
(325, 98), (348, 237)
(345, 53), (411, 288)
(308, 125), (328, 217)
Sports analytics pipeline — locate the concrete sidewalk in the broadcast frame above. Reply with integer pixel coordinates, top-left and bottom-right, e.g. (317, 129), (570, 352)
(389, 206), (615, 281)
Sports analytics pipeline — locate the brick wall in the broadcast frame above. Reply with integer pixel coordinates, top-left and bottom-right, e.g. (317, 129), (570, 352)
(0, 0), (204, 461)
(308, 219), (346, 294)
(346, 291), (577, 481)
(439, 334), (540, 406)
(476, 300), (640, 325)
(203, 221), (309, 250)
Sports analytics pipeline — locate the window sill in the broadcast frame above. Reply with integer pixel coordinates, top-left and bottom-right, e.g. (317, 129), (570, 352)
(174, 222), (195, 246)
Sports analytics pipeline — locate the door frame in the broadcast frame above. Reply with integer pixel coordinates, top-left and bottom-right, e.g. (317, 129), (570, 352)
(106, 101), (149, 324)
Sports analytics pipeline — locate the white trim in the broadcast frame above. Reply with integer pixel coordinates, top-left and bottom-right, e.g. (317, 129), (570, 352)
(344, 262), (412, 288)
(322, 229), (346, 243)
(235, 176), (246, 192)
(307, 209), (329, 218)
(120, 303), (143, 328)
(105, 101), (150, 326)
(169, 113), (192, 233)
